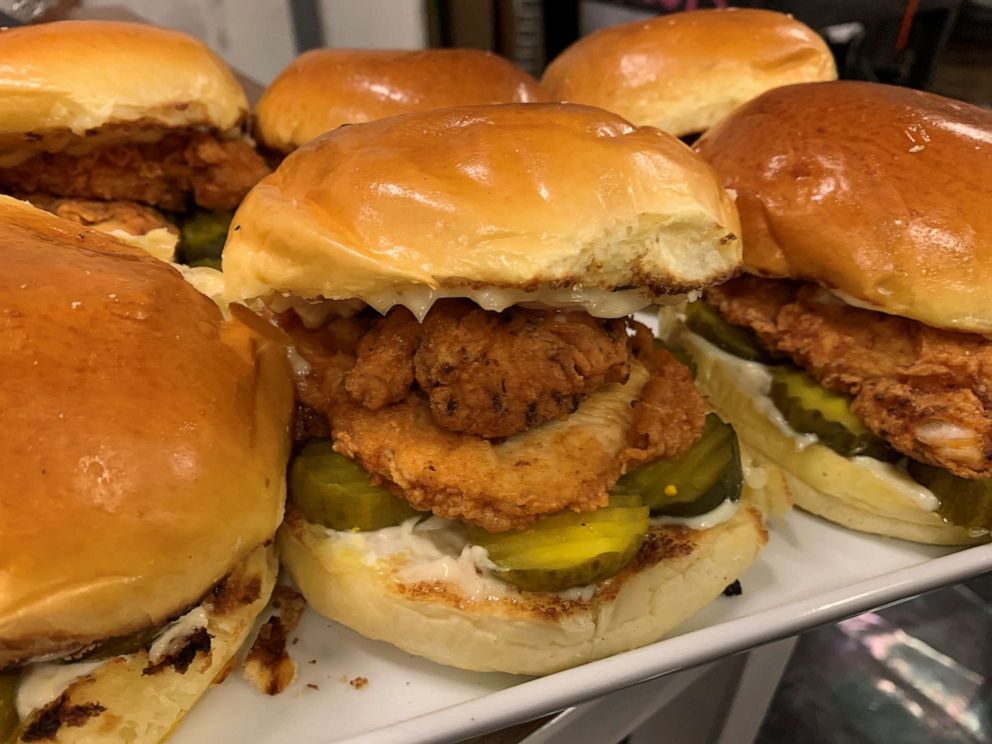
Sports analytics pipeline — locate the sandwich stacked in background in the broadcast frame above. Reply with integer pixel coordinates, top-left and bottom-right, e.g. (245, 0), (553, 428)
(0, 198), (292, 742)
(665, 81), (992, 545)
(253, 47), (549, 158)
(222, 102), (790, 675)
(0, 21), (270, 267)
(542, 8), (836, 141)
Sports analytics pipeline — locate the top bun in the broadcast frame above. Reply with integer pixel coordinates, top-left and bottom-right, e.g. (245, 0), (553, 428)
(223, 104), (741, 314)
(696, 81), (992, 333)
(542, 9), (835, 137)
(0, 21), (249, 139)
(255, 48), (550, 153)
(0, 197), (292, 667)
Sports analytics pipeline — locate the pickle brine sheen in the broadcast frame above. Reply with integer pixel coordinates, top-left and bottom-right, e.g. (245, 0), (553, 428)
(469, 505), (649, 592)
(289, 440), (419, 531)
(769, 366), (894, 460)
(908, 460), (992, 531)
(614, 414), (743, 517)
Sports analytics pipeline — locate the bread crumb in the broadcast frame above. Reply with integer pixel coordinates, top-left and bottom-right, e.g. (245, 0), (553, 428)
(349, 676), (369, 690)
(243, 617), (297, 695)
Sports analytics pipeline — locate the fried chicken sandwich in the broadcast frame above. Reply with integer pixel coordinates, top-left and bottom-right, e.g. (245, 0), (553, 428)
(0, 197), (292, 742)
(542, 8), (835, 141)
(664, 81), (992, 545)
(223, 103), (789, 675)
(0, 21), (270, 266)
(255, 48), (549, 158)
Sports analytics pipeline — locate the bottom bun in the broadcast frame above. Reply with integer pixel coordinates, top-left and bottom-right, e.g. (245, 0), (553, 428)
(669, 318), (988, 546)
(279, 472), (783, 676)
(10, 544), (277, 744)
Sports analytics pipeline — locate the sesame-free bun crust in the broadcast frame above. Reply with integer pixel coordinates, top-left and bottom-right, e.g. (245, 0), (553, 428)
(696, 81), (992, 333)
(542, 9), (835, 138)
(279, 472), (785, 675)
(0, 197), (293, 666)
(256, 49), (550, 153)
(224, 104), (741, 305)
(0, 21), (248, 138)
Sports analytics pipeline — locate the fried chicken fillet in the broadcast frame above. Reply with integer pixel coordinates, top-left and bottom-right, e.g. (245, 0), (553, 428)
(0, 132), (269, 213)
(707, 276), (992, 479)
(346, 301), (634, 438)
(283, 303), (706, 531)
(20, 194), (178, 237)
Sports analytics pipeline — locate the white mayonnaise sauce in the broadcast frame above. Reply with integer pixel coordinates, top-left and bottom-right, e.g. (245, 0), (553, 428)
(693, 335), (820, 449)
(285, 346), (312, 378)
(147, 606), (211, 666)
(16, 660), (106, 720)
(330, 517), (510, 601)
(270, 285), (695, 325)
(850, 457), (940, 512)
(652, 499), (740, 531)
(686, 328), (941, 513)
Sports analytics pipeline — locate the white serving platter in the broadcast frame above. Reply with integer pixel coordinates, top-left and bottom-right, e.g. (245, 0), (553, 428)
(171, 511), (992, 744)
(170, 309), (992, 743)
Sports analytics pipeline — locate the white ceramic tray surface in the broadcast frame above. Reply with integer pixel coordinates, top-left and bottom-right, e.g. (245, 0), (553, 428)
(172, 512), (992, 744)
(171, 310), (992, 743)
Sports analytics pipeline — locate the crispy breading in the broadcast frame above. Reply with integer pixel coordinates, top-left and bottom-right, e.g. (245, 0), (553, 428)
(706, 276), (992, 478)
(284, 309), (705, 531)
(345, 301), (632, 438)
(22, 194), (176, 236)
(0, 133), (269, 211)
(345, 307), (422, 410)
(624, 322), (707, 465)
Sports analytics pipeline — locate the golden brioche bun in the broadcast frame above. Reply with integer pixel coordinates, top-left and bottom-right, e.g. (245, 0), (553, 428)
(256, 48), (550, 153)
(542, 9), (835, 138)
(223, 104), (741, 309)
(0, 197), (293, 667)
(9, 544), (278, 744)
(666, 316), (987, 545)
(696, 81), (992, 333)
(0, 21), (248, 139)
(279, 469), (783, 675)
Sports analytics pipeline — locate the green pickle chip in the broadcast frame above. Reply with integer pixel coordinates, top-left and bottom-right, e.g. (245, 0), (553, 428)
(289, 440), (419, 531)
(684, 301), (776, 363)
(769, 366), (895, 461)
(469, 505), (650, 592)
(615, 413), (743, 517)
(907, 460), (992, 531)
(178, 209), (234, 266)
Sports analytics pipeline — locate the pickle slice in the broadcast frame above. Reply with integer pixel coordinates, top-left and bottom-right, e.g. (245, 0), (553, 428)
(683, 301), (776, 363)
(615, 414), (743, 517)
(0, 671), (16, 742)
(769, 367), (895, 460)
(289, 440), (420, 531)
(907, 460), (992, 531)
(178, 209), (234, 265)
(469, 505), (649, 592)
(74, 625), (162, 662)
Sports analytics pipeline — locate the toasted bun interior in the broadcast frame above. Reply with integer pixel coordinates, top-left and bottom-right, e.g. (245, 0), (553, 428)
(224, 103), (741, 309)
(696, 81), (992, 333)
(668, 318), (987, 545)
(10, 544), (278, 744)
(279, 467), (783, 675)
(256, 48), (550, 153)
(542, 9), (835, 137)
(0, 21), (248, 142)
(0, 197), (293, 666)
